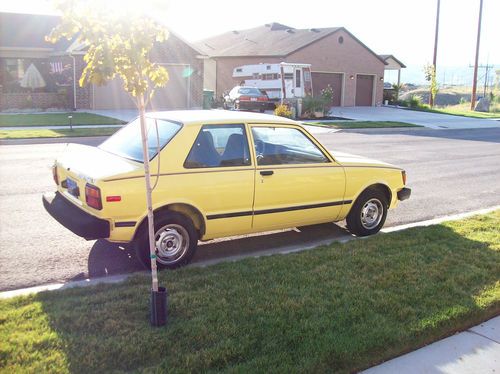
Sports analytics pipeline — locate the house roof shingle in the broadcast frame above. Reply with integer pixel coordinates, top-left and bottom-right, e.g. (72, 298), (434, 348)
(0, 12), (72, 51)
(195, 23), (341, 57)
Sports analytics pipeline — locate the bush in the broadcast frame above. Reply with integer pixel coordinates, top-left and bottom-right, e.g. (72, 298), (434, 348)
(408, 95), (423, 108)
(302, 96), (327, 118)
(274, 103), (293, 118)
(320, 85), (334, 110)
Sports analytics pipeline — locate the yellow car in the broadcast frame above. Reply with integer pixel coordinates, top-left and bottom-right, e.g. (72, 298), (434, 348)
(43, 110), (411, 269)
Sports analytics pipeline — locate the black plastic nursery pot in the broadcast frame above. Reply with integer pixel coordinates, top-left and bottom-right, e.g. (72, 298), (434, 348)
(150, 286), (168, 327)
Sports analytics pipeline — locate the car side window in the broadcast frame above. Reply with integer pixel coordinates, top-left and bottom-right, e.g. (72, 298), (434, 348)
(184, 124), (251, 168)
(252, 126), (329, 165)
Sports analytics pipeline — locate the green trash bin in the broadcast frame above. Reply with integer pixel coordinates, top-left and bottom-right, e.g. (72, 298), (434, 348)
(203, 90), (214, 109)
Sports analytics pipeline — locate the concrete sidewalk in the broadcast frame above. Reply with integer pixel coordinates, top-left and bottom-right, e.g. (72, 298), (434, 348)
(329, 106), (500, 130)
(363, 316), (500, 373)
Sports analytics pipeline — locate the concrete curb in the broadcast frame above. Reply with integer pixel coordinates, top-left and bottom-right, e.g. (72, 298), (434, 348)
(1, 205), (499, 299)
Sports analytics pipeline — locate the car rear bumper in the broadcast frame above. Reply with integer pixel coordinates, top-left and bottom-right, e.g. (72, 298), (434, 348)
(236, 100), (268, 110)
(397, 187), (411, 201)
(43, 192), (110, 240)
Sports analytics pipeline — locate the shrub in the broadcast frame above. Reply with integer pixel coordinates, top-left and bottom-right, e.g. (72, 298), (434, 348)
(302, 96), (326, 118)
(274, 103), (293, 118)
(408, 95), (422, 108)
(320, 85), (334, 114)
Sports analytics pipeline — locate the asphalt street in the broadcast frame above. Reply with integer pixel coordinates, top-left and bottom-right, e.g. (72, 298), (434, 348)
(1, 127), (500, 291)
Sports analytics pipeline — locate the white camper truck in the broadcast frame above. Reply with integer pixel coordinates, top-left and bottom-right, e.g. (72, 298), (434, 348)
(232, 62), (313, 102)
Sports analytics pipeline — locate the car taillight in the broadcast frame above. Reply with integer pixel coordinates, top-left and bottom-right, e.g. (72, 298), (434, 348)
(52, 164), (59, 185)
(402, 170), (407, 185)
(239, 95), (251, 101)
(85, 184), (102, 210)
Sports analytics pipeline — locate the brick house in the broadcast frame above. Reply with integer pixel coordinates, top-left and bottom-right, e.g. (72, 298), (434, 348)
(196, 23), (403, 107)
(0, 12), (204, 111)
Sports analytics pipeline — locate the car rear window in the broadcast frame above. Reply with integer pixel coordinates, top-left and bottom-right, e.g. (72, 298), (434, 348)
(99, 117), (181, 162)
(238, 87), (263, 95)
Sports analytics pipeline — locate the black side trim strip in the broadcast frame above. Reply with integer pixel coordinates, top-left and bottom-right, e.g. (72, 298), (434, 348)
(115, 221), (136, 227)
(206, 211), (253, 220)
(206, 200), (353, 220)
(254, 200), (352, 215)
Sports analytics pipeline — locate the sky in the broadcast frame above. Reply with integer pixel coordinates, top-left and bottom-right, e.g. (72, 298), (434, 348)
(2, 0), (499, 84)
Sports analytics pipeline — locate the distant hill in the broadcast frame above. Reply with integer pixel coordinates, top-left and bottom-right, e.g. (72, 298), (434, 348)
(400, 86), (473, 106)
(392, 65), (498, 86)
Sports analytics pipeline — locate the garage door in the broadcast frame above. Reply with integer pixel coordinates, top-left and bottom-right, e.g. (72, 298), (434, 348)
(311, 72), (342, 106)
(355, 74), (374, 106)
(93, 65), (189, 110)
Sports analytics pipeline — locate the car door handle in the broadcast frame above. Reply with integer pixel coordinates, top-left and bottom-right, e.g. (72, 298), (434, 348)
(260, 170), (274, 176)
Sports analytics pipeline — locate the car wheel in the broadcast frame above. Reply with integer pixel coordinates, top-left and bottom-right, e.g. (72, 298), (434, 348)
(346, 188), (388, 236)
(134, 211), (198, 269)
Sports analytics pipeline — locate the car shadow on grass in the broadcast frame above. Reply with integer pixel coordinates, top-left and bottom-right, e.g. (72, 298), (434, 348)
(81, 222), (351, 281)
(16, 221), (499, 373)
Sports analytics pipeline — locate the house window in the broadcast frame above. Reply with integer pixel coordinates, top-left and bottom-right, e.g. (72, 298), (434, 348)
(284, 73), (294, 80)
(304, 71), (311, 81)
(4, 59), (24, 81)
(266, 65), (271, 70)
(236, 68), (242, 73)
(295, 70), (301, 87)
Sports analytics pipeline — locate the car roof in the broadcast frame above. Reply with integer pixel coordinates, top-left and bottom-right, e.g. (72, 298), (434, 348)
(146, 110), (298, 126)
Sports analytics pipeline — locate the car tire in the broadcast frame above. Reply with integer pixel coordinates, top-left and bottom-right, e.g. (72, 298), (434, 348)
(134, 211), (198, 270)
(346, 188), (388, 236)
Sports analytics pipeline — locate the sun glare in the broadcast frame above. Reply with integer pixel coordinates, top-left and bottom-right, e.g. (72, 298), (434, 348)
(91, 0), (171, 19)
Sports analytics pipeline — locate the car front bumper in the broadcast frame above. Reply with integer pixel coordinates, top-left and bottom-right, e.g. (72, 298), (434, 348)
(397, 187), (411, 201)
(43, 192), (110, 240)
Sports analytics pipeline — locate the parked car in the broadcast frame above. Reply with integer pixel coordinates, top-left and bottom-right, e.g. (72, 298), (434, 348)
(43, 110), (411, 269)
(224, 86), (269, 112)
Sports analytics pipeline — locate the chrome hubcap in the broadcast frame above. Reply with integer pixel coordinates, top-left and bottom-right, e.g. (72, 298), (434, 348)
(360, 198), (383, 229)
(155, 224), (189, 265)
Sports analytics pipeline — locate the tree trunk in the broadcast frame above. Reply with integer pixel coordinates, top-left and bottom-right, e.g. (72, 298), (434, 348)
(137, 93), (159, 292)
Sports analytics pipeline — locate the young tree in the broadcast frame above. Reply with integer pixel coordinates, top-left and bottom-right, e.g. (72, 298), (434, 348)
(48, 0), (169, 295)
(424, 64), (439, 107)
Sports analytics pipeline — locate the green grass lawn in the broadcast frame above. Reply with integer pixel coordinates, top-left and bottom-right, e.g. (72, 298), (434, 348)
(0, 112), (125, 127)
(430, 107), (500, 119)
(407, 104), (500, 119)
(0, 127), (120, 139)
(1, 211), (499, 373)
(308, 121), (421, 129)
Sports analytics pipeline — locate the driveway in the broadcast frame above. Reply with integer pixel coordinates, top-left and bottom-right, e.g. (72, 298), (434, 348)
(329, 106), (500, 130)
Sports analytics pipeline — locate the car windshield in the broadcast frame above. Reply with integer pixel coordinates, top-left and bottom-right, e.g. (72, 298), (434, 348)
(238, 87), (263, 95)
(99, 117), (181, 162)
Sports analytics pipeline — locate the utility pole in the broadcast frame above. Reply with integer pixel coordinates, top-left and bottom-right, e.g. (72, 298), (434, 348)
(430, 0), (440, 107)
(471, 0), (484, 110)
